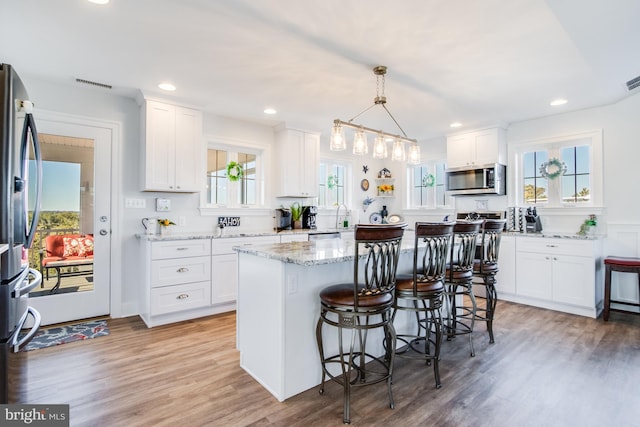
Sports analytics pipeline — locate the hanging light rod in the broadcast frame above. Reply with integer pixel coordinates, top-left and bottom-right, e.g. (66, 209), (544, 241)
(332, 119), (417, 144)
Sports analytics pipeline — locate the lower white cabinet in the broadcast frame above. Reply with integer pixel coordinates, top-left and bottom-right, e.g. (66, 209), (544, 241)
(503, 236), (603, 318)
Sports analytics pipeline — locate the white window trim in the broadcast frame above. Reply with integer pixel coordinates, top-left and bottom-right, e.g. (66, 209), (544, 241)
(317, 158), (352, 211)
(404, 161), (453, 211)
(511, 129), (604, 215)
(200, 135), (269, 215)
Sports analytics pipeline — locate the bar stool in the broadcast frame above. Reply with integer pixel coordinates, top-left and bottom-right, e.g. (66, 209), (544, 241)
(472, 219), (507, 344)
(315, 224), (405, 424)
(444, 220), (483, 357)
(603, 256), (640, 321)
(392, 222), (454, 389)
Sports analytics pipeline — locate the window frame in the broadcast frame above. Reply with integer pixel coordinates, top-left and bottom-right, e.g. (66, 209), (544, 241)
(512, 129), (603, 212)
(406, 160), (452, 209)
(318, 158), (352, 209)
(201, 138), (267, 212)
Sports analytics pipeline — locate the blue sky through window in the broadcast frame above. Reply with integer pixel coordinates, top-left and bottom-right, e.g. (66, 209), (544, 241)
(28, 160), (80, 211)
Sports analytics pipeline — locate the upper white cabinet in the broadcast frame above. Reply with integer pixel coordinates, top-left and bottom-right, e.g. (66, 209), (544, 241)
(446, 127), (507, 168)
(141, 99), (203, 192)
(274, 128), (319, 197)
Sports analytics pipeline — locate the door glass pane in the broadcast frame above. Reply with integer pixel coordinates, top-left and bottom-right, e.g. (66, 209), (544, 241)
(28, 133), (94, 297)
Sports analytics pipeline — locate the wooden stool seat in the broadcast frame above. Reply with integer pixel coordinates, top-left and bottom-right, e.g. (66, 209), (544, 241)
(603, 256), (640, 321)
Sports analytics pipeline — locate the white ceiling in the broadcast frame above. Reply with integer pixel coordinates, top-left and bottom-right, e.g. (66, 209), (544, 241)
(2, 0), (639, 140)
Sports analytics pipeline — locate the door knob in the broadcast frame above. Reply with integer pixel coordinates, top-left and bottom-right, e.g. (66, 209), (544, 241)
(99, 229), (108, 236)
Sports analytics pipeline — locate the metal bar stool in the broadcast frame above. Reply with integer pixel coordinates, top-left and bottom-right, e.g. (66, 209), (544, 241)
(472, 219), (507, 344)
(316, 224), (405, 424)
(603, 256), (640, 321)
(392, 222), (454, 389)
(444, 220), (483, 357)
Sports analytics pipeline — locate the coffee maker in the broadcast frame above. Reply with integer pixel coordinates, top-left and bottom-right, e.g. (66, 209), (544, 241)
(302, 205), (318, 229)
(275, 208), (292, 230)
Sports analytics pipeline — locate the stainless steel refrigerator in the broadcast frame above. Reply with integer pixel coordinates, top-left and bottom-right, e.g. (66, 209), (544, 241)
(0, 63), (43, 403)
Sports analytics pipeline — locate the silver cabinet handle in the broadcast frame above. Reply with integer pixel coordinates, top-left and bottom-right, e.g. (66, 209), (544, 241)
(176, 294), (189, 300)
(176, 247), (189, 251)
(177, 267), (189, 273)
(546, 244), (558, 248)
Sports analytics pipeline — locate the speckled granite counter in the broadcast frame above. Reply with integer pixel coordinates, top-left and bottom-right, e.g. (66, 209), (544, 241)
(234, 238), (415, 267)
(504, 231), (602, 240)
(136, 228), (351, 242)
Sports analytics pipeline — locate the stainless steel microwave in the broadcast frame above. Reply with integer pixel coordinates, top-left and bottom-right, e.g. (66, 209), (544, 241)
(445, 163), (506, 196)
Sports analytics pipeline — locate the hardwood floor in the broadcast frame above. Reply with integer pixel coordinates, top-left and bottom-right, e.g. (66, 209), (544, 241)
(11, 300), (640, 427)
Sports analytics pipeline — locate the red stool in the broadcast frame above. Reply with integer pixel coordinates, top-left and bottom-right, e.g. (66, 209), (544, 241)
(603, 256), (640, 321)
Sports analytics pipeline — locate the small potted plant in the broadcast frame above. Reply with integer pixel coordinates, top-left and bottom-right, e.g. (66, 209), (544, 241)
(290, 202), (306, 229)
(158, 218), (176, 236)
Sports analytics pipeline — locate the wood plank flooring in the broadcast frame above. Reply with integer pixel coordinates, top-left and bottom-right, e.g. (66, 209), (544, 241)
(11, 301), (640, 427)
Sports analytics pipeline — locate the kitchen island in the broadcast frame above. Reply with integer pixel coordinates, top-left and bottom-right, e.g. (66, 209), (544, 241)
(235, 238), (416, 401)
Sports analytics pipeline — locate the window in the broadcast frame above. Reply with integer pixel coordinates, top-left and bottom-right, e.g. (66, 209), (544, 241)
(206, 146), (261, 207)
(318, 161), (348, 207)
(407, 161), (450, 208)
(516, 131), (601, 207)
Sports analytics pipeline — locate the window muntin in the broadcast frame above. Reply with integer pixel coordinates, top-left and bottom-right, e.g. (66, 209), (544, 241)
(522, 151), (548, 204)
(561, 145), (590, 203)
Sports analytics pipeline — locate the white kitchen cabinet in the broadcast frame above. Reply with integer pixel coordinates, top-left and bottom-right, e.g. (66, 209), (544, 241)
(495, 235), (516, 295)
(446, 127), (506, 168)
(274, 128), (319, 197)
(141, 239), (212, 327)
(141, 99), (203, 192)
(511, 237), (603, 317)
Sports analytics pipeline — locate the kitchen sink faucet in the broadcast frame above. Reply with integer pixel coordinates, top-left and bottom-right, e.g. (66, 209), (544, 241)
(335, 204), (348, 229)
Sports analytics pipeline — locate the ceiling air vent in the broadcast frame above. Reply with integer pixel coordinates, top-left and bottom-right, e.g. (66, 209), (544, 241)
(625, 75), (640, 92)
(75, 78), (112, 90)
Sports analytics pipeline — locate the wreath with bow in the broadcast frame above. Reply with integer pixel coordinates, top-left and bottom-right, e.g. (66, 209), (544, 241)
(226, 161), (244, 182)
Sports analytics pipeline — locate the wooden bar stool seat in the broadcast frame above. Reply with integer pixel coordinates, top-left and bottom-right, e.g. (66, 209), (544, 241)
(603, 256), (640, 321)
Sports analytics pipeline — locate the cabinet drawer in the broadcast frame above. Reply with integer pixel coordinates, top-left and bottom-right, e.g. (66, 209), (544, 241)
(150, 281), (211, 315)
(151, 256), (211, 287)
(152, 239), (211, 260)
(516, 237), (593, 256)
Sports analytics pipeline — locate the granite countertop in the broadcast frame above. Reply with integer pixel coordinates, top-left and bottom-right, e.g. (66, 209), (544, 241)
(503, 231), (601, 240)
(234, 239), (416, 267)
(136, 228), (352, 242)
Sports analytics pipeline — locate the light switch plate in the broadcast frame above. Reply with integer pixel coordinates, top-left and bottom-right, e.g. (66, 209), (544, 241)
(156, 198), (171, 212)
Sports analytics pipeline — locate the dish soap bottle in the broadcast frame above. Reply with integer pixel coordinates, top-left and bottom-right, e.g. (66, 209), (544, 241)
(381, 205), (388, 224)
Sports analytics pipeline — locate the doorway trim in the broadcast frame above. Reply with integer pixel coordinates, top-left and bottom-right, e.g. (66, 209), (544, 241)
(34, 109), (122, 318)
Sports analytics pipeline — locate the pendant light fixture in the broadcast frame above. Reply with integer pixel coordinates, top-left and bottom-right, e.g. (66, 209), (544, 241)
(329, 65), (421, 164)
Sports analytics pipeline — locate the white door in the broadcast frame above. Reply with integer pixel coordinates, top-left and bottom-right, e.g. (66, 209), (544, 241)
(28, 115), (112, 325)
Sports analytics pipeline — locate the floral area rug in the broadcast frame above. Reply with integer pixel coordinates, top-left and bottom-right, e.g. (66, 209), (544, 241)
(21, 319), (109, 352)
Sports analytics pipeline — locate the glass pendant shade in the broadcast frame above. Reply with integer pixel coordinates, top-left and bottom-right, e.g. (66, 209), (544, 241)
(408, 143), (421, 165)
(353, 129), (368, 155)
(391, 139), (405, 161)
(372, 134), (387, 159)
(330, 123), (346, 151)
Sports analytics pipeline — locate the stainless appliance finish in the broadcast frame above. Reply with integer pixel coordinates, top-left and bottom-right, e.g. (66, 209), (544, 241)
(0, 64), (43, 404)
(275, 208), (292, 231)
(446, 163), (506, 196)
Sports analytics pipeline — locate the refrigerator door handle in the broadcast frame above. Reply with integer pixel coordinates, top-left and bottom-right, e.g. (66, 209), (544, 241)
(10, 306), (42, 353)
(20, 112), (42, 249)
(17, 268), (42, 297)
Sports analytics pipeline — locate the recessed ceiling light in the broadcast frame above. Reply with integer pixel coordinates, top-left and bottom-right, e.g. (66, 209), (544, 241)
(450, 122), (462, 128)
(158, 82), (176, 91)
(550, 98), (568, 106)
(263, 108), (277, 115)
(88, 0), (109, 4)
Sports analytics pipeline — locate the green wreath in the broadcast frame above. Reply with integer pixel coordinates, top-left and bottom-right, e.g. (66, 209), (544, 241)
(539, 158), (567, 180)
(226, 161), (244, 182)
(422, 173), (435, 187)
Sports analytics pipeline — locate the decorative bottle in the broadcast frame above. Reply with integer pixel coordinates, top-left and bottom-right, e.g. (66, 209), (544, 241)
(381, 205), (388, 223)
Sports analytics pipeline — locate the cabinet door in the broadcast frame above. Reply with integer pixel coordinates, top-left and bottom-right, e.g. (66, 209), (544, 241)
(516, 251), (553, 299)
(473, 128), (500, 166)
(301, 133), (319, 196)
(552, 255), (594, 307)
(446, 134), (474, 168)
(212, 253), (238, 304)
(144, 101), (176, 191)
(174, 106), (203, 192)
(495, 235), (516, 294)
